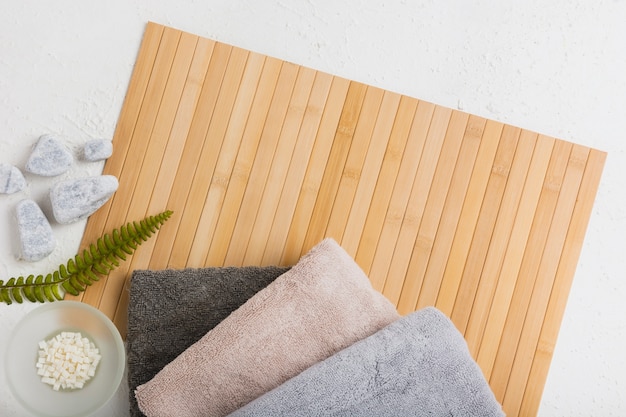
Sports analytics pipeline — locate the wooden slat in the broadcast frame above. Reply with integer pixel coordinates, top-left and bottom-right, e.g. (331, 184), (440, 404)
(206, 56), (283, 266)
(223, 62), (301, 266)
(243, 67), (319, 265)
(341, 91), (401, 256)
(397, 110), (468, 314)
(300, 82), (368, 253)
(472, 134), (555, 369)
(75, 23), (605, 417)
(148, 39), (222, 270)
(368, 101), (434, 292)
(279, 77), (352, 265)
(354, 96), (419, 275)
(261, 71), (335, 264)
(478, 137), (559, 376)
(501, 144), (589, 416)
(382, 106), (451, 305)
(189, 52), (266, 266)
(436, 120), (503, 315)
(172, 45), (248, 267)
(519, 149), (606, 416)
(324, 86), (385, 244)
(464, 130), (540, 356)
(419, 114), (486, 309)
(486, 140), (573, 400)
(450, 124), (521, 334)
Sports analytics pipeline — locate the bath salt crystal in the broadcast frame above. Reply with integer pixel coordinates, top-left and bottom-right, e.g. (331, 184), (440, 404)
(36, 331), (101, 390)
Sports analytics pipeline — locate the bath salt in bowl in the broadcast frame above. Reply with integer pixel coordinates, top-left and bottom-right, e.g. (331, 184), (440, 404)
(36, 331), (102, 391)
(4, 301), (125, 417)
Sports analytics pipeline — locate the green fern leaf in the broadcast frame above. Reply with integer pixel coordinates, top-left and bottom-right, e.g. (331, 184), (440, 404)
(74, 272), (92, 287)
(106, 254), (120, 268)
(83, 248), (94, 266)
(97, 238), (108, 257)
(69, 275), (85, 292)
(120, 243), (134, 255)
(126, 239), (138, 251)
(1, 287), (11, 304)
(51, 285), (63, 301)
(90, 243), (99, 262)
(103, 234), (114, 250)
(33, 285), (45, 303)
(133, 221), (148, 241)
(0, 210), (173, 304)
(22, 275), (36, 302)
(85, 269), (100, 282)
(12, 287), (23, 303)
(23, 285), (36, 302)
(92, 262), (109, 275)
(74, 254), (85, 270)
(42, 285), (53, 301)
(120, 224), (130, 241)
(59, 264), (69, 279)
(62, 280), (80, 296)
(67, 258), (78, 274)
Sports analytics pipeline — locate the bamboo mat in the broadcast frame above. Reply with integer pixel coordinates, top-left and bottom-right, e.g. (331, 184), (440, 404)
(68, 22), (605, 416)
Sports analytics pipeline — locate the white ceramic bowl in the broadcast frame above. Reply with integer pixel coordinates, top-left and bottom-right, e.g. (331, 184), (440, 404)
(4, 301), (125, 417)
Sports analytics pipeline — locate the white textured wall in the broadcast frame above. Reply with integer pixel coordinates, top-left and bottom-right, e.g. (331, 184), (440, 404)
(1, 1), (625, 415)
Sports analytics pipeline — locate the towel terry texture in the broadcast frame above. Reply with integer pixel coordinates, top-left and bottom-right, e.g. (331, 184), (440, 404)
(228, 307), (505, 417)
(126, 266), (289, 417)
(134, 238), (400, 417)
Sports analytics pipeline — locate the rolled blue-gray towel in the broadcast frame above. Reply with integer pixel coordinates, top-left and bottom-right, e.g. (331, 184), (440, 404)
(228, 307), (505, 417)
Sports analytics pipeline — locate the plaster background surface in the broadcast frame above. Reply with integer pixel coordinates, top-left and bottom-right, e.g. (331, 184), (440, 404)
(1, 1), (624, 415)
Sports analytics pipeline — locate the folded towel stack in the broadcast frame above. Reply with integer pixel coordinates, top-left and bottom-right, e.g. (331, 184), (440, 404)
(127, 238), (504, 417)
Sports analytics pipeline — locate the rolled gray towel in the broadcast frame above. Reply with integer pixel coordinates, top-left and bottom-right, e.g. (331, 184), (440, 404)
(126, 265), (289, 417)
(229, 307), (505, 417)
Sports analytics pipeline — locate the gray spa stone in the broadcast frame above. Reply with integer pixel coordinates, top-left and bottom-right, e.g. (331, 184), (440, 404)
(15, 199), (56, 262)
(0, 163), (26, 194)
(50, 175), (118, 224)
(25, 134), (73, 176)
(83, 139), (113, 161)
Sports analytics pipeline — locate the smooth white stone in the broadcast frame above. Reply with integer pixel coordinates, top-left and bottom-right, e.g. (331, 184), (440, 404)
(15, 199), (56, 262)
(25, 134), (73, 176)
(83, 139), (113, 161)
(0, 163), (26, 194)
(50, 175), (118, 224)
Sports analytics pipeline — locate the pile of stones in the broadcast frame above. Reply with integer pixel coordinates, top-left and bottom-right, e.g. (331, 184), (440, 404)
(0, 135), (118, 262)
